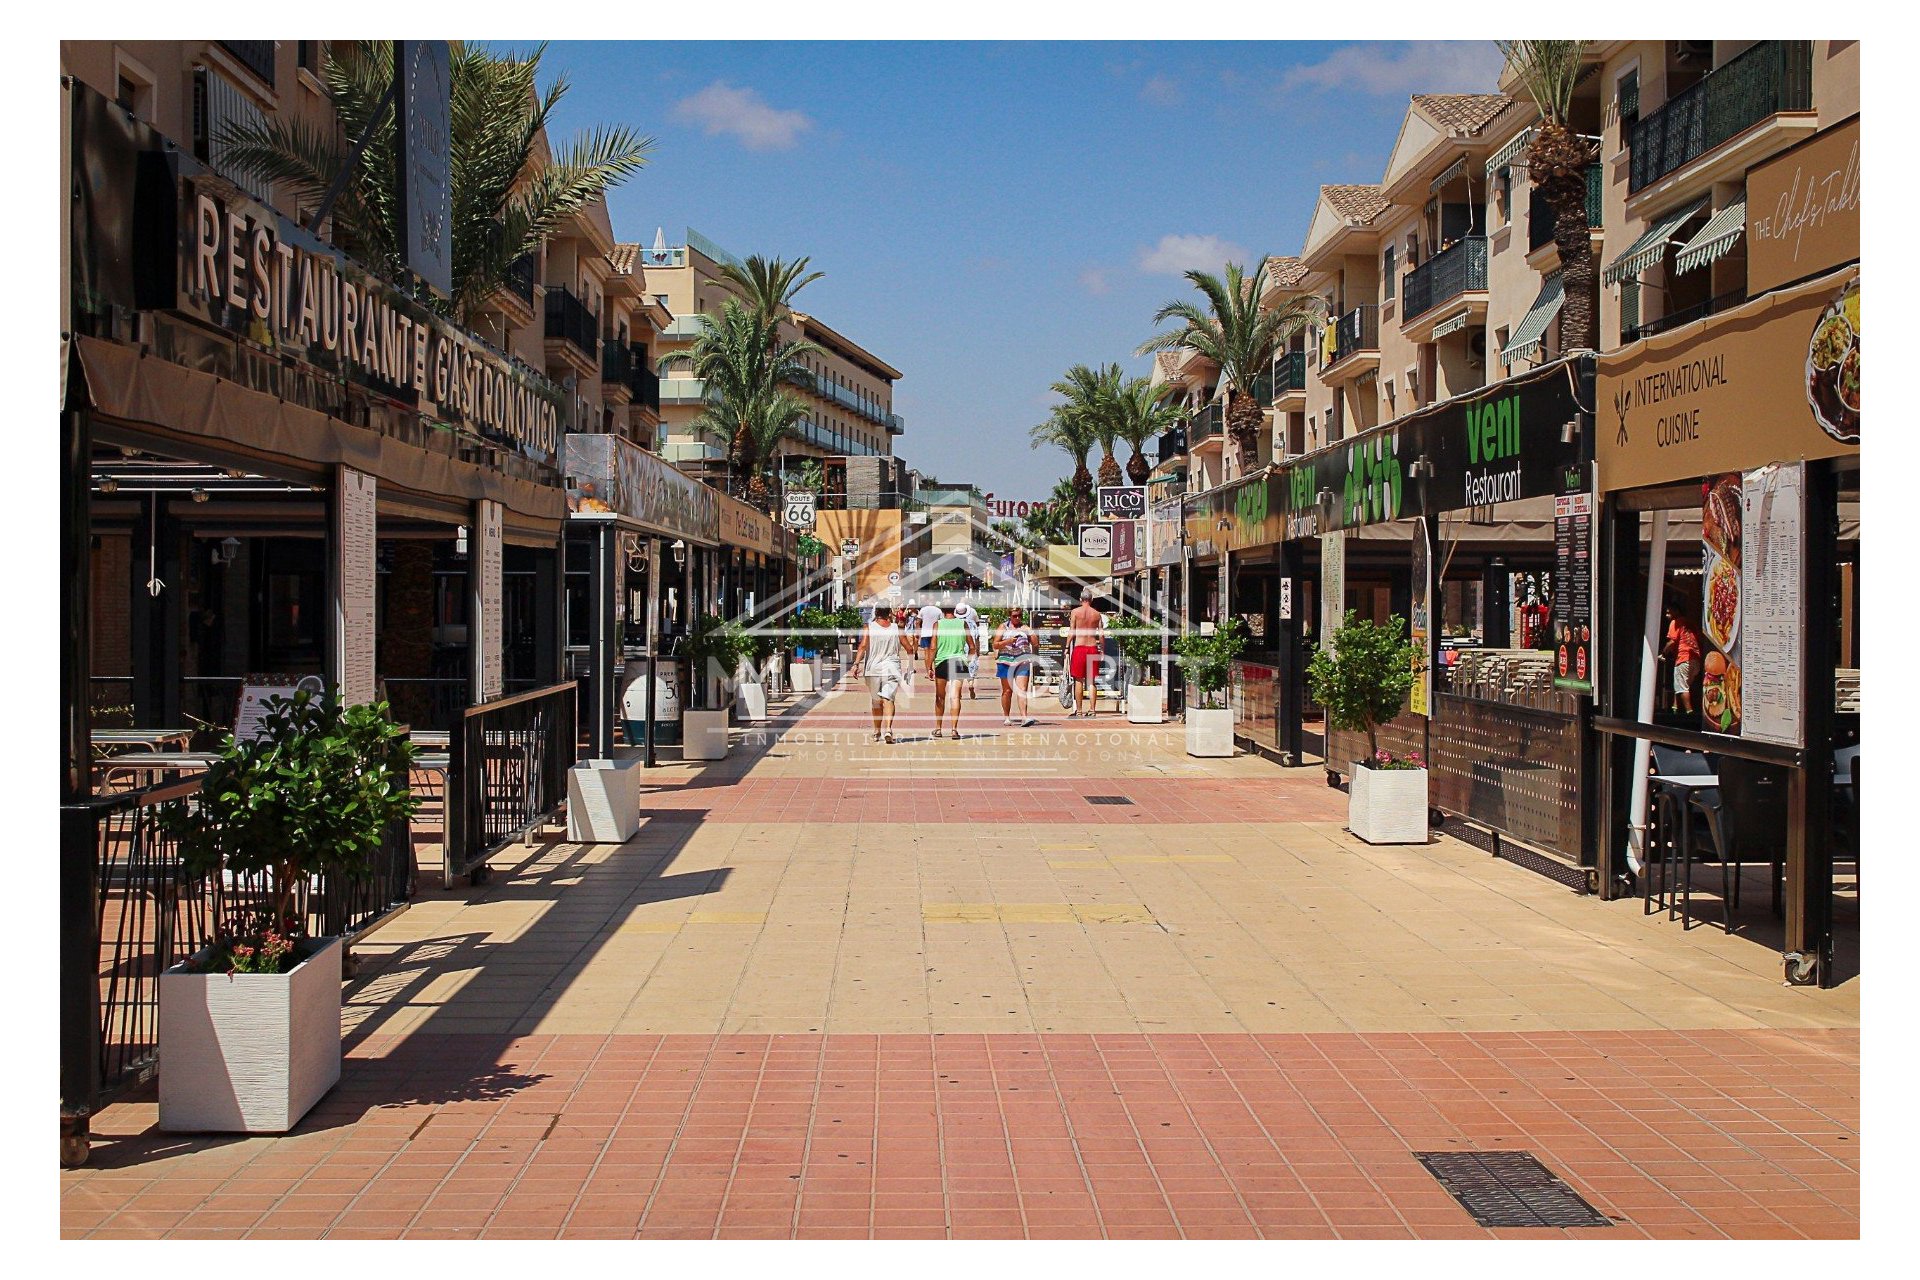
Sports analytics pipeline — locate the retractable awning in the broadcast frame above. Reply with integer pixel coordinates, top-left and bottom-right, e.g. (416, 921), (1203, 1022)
(1430, 310), (1474, 339)
(1430, 155), (1469, 192)
(1488, 128), (1535, 173)
(1602, 197), (1709, 285)
(1502, 273), (1566, 367)
(1673, 200), (1747, 275)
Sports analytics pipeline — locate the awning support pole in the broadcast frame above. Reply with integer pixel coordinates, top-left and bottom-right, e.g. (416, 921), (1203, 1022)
(1625, 510), (1670, 874)
(588, 521), (616, 759)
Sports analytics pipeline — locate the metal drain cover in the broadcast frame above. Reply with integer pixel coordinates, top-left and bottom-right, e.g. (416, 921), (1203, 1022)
(1414, 1151), (1613, 1229)
(1085, 795), (1133, 806)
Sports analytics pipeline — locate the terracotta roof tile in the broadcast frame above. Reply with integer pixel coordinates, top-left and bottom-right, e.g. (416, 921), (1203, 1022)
(1321, 184), (1389, 225)
(1261, 256), (1309, 288)
(609, 243), (639, 274)
(1411, 93), (1514, 136)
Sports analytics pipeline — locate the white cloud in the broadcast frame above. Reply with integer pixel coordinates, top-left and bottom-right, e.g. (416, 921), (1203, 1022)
(1077, 267), (1113, 296)
(1140, 73), (1182, 106)
(1137, 234), (1249, 277)
(672, 81), (813, 151)
(1280, 41), (1504, 97)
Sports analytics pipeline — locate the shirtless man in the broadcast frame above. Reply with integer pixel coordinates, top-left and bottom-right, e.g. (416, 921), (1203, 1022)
(1066, 587), (1107, 718)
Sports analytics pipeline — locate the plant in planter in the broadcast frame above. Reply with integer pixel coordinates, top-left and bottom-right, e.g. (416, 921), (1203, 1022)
(1307, 611), (1426, 844)
(681, 615), (746, 758)
(158, 690), (417, 1132)
(1174, 618), (1246, 755)
(794, 531), (826, 562)
(734, 630), (776, 721)
(1116, 626), (1170, 724)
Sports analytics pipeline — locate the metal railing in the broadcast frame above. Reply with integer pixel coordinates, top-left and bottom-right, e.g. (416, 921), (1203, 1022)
(219, 40), (276, 87)
(601, 340), (634, 387)
(1624, 287), (1749, 343)
(505, 254), (537, 308)
(445, 682), (579, 885)
(1331, 305), (1380, 365)
(1155, 426), (1188, 463)
(61, 773), (414, 1164)
(1528, 166), (1604, 253)
(1402, 236), (1488, 320)
(543, 288), (600, 361)
(1254, 351), (1307, 404)
(629, 364), (661, 413)
(1629, 40), (1814, 193)
(1188, 402), (1223, 445)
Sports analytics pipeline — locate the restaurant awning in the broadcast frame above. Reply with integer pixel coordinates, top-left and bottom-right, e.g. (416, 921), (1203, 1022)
(1502, 272), (1566, 367)
(1602, 197), (1709, 285)
(1673, 200), (1747, 276)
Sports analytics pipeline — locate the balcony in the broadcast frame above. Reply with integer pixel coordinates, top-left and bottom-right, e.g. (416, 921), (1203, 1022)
(1255, 351), (1307, 406)
(1155, 426), (1188, 463)
(1326, 305), (1380, 376)
(628, 364), (661, 414)
(1629, 40), (1814, 194)
(886, 412), (906, 435)
(1528, 166), (1604, 254)
(1188, 402), (1224, 449)
(1624, 287), (1748, 344)
(658, 378), (708, 405)
(505, 254), (536, 309)
(1402, 236), (1487, 323)
(543, 287), (600, 375)
(601, 341), (633, 388)
(219, 41), (276, 88)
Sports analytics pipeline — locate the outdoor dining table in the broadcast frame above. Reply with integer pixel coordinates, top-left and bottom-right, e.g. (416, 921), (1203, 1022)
(89, 728), (195, 755)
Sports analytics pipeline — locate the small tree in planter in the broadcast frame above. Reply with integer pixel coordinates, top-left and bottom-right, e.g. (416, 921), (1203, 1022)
(681, 615), (746, 758)
(1174, 619), (1246, 754)
(158, 690), (417, 1132)
(1307, 611), (1426, 844)
(1116, 626), (1170, 723)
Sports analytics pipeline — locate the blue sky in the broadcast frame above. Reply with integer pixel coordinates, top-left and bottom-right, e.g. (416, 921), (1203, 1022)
(516, 40), (1504, 499)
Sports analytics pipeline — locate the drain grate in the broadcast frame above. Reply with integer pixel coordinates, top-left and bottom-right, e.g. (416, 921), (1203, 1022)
(1085, 795), (1133, 806)
(1414, 1151), (1613, 1229)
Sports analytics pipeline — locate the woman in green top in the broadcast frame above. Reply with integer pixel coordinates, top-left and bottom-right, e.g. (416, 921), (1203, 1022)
(926, 601), (978, 740)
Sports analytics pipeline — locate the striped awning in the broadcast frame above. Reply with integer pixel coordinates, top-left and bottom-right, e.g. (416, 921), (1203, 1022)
(1502, 273), (1565, 367)
(1430, 155), (1469, 192)
(1602, 197), (1709, 285)
(1673, 200), (1748, 275)
(1430, 310), (1474, 339)
(1488, 128), (1535, 172)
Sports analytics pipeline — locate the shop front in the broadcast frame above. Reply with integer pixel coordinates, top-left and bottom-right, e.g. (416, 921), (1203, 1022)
(1593, 261), (1860, 986)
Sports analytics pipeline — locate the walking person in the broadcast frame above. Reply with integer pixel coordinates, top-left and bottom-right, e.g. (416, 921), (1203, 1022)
(850, 605), (905, 744)
(898, 603), (921, 699)
(993, 606), (1038, 727)
(926, 600), (978, 740)
(1661, 597), (1703, 716)
(956, 600), (984, 699)
(1066, 587), (1108, 718)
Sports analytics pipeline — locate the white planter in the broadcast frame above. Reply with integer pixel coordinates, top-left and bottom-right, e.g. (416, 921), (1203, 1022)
(788, 660), (816, 693)
(683, 708), (730, 760)
(1348, 764), (1430, 844)
(1185, 707), (1235, 757)
(735, 680), (768, 722)
(1126, 685), (1165, 724)
(159, 936), (343, 1134)
(568, 755), (645, 842)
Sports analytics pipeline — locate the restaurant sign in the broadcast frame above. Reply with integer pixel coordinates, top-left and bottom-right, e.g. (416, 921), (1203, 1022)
(1596, 267), (1859, 493)
(1747, 115), (1859, 296)
(565, 432), (720, 545)
(717, 492), (776, 556)
(1427, 362), (1587, 513)
(1149, 498), (1184, 567)
(1110, 519), (1140, 575)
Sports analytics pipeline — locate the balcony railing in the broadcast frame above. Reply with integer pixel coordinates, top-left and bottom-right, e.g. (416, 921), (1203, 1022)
(1256, 351), (1307, 403)
(1189, 402), (1223, 445)
(1528, 166), (1604, 253)
(629, 364), (661, 413)
(504, 254), (536, 308)
(219, 41), (276, 87)
(1402, 237), (1488, 321)
(1628, 40), (1814, 193)
(601, 341), (633, 387)
(1155, 426), (1188, 463)
(1331, 305), (1380, 365)
(1624, 288), (1748, 344)
(543, 288), (599, 361)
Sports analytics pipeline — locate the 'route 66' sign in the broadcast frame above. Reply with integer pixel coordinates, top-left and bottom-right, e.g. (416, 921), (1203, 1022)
(782, 492), (817, 530)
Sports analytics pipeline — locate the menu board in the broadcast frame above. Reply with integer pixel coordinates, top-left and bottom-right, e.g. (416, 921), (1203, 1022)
(1699, 473), (1744, 735)
(233, 675), (324, 743)
(334, 467), (377, 707)
(1552, 472), (1595, 693)
(1408, 522), (1431, 716)
(477, 500), (504, 701)
(1740, 463), (1806, 747)
(1319, 533), (1345, 651)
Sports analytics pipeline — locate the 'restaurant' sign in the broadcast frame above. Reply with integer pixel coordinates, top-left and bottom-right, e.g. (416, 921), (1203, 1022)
(717, 492), (775, 556)
(1109, 519), (1139, 575)
(1596, 267), (1860, 493)
(1747, 115), (1859, 296)
(1428, 362), (1587, 513)
(178, 178), (565, 461)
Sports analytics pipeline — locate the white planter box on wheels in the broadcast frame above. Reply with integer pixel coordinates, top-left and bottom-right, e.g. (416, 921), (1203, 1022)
(788, 659), (817, 693)
(1126, 685), (1165, 724)
(1185, 707), (1234, 757)
(682, 709), (730, 760)
(158, 936), (343, 1133)
(1347, 764), (1430, 844)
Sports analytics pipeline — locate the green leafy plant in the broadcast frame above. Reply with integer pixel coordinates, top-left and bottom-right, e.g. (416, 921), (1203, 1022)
(832, 605), (864, 636)
(164, 691), (419, 962)
(1115, 627), (1169, 685)
(681, 614), (748, 709)
(794, 531), (826, 561)
(1174, 619), (1247, 708)
(1306, 611), (1419, 761)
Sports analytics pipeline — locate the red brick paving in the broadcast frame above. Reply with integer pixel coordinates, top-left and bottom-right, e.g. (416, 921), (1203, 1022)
(64, 1028), (1857, 1240)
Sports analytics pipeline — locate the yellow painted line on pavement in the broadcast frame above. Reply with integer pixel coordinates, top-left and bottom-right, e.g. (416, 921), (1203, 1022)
(688, 911), (768, 925)
(1039, 843), (1096, 851)
(923, 903), (1155, 925)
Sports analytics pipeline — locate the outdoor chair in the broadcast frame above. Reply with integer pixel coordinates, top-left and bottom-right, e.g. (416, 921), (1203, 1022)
(1834, 744), (1860, 887)
(1645, 745), (1717, 913)
(1688, 758), (1789, 932)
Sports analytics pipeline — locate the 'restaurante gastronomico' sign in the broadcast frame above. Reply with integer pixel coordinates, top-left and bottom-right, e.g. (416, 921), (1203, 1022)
(176, 177), (564, 461)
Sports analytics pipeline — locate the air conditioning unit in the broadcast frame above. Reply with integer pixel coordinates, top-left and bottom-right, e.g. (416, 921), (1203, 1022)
(1466, 330), (1488, 368)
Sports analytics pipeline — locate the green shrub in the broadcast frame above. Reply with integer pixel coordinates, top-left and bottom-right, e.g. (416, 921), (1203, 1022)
(1174, 618), (1247, 708)
(1306, 610), (1418, 759)
(1114, 627), (1169, 685)
(682, 614), (750, 708)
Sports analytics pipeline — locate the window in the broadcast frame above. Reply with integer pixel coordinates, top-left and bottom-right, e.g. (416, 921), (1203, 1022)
(1382, 246), (1396, 301)
(1620, 281), (1641, 341)
(1383, 378), (1396, 415)
(1405, 231), (1420, 268)
(1496, 168), (1512, 225)
(112, 51), (155, 122)
(1616, 67), (1640, 140)
(1495, 326), (1510, 362)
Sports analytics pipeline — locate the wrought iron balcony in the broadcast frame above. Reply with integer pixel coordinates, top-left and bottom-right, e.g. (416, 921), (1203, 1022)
(1257, 351), (1307, 403)
(543, 288), (599, 360)
(504, 254), (536, 308)
(1155, 426), (1188, 463)
(1624, 288), (1748, 343)
(1188, 402), (1223, 445)
(601, 341), (633, 387)
(1402, 237), (1488, 321)
(219, 41), (276, 87)
(1528, 166), (1604, 253)
(629, 364), (661, 413)
(1629, 40), (1814, 193)
(1331, 305), (1379, 365)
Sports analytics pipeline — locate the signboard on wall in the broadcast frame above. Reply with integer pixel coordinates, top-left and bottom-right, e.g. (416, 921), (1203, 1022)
(333, 467), (377, 707)
(476, 500), (504, 701)
(395, 40), (453, 298)
(1077, 524), (1112, 559)
(1097, 485), (1147, 521)
(1109, 520), (1138, 575)
(1552, 467), (1595, 693)
(564, 432), (719, 543)
(1748, 115), (1859, 296)
(783, 491), (817, 531)
(1702, 463), (1806, 746)
(1409, 521), (1431, 717)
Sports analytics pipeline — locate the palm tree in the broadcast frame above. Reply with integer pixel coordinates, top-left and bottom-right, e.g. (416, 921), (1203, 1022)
(736, 388), (813, 505)
(1500, 40), (1596, 351)
(216, 41), (652, 324)
(1051, 363), (1125, 489)
(665, 298), (826, 496)
(1112, 377), (1190, 487)
(719, 254), (824, 318)
(1028, 406), (1096, 529)
(1136, 263), (1319, 474)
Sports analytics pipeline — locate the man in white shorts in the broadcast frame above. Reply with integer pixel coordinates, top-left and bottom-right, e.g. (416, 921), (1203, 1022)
(850, 605), (906, 744)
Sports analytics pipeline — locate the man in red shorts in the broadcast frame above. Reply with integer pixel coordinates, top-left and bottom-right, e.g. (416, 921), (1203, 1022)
(1067, 587), (1107, 718)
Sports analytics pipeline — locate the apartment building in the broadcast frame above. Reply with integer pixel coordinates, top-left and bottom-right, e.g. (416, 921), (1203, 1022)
(640, 229), (906, 487)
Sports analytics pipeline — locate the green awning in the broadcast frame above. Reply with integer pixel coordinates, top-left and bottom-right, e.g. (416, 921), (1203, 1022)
(1488, 128), (1535, 173)
(1602, 197), (1709, 285)
(1673, 200), (1747, 275)
(1430, 155), (1469, 192)
(1502, 273), (1565, 367)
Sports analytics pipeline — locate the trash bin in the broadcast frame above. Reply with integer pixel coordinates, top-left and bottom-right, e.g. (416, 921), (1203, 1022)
(622, 664), (681, 746)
